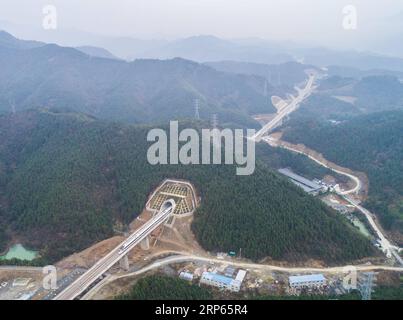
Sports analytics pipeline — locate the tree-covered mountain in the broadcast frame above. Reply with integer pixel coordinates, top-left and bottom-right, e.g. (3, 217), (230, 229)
(133, 35), (295, 64)
(74, 45), (119, 60)
(0, 110), (374, 263)
(205, 61), (318, 89)
(285, 74), (403, 129)
(0, 31), (275, 128)
(326, 65), (403, 80)
(353, 76), (403, 112)
(118, 275), (213, 300)
(317, 75), (403, 114)
(282, 110), (403, 243)
(286, 94), (361, 122)
(318, 75), (356, 91)
(295, 47), (403, 72)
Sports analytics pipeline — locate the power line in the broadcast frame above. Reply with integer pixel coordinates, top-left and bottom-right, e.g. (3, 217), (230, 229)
(194, 99), (200, 120)
(211, 113), (218, 128)
(358, 272), (376, 300)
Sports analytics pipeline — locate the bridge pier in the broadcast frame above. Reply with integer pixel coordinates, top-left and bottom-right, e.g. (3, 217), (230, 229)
(165, 215), (175, 228)
(54, 199), (176, 300)
(140, 236), (150, 250)
(119, 254), (130, 271)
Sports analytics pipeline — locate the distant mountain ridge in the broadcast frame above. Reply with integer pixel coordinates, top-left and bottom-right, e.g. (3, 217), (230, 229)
(144, 35), (294, 65)
(2, 25), (403, 72)
(0, 30), (44, 50)
(205, 61), (319, 88)
(0, 31), (276, 127)
(318, 75), (403, 113)
(75, 45), (119, 60)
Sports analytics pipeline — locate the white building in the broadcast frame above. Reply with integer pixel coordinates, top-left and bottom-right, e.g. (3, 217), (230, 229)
(179, 271), (194, 282)
(200, 272), (241, 292)
(289, 274), (326, 289)
(235, 270), (247, 283)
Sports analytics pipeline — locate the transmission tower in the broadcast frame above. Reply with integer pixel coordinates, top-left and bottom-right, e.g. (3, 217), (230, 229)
(211, 113), (218, 128)
(358, 272), (376, 300)
(194, 99), (200, 120)
(9, 99), (16, 114)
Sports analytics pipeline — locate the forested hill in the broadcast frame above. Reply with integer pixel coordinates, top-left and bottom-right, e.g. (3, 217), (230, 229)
(0, 110), (374, 263)
(205, 61), (318, 88)
(283, 110), (403, 243)
(0, 31), (276, 128)
(317, 75), (403, 114)
(118, 275), (212, 300)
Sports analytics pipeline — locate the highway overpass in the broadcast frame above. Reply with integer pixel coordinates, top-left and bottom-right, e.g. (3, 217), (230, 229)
(54, 199), (176, 300)
(252, 73), (316, 142)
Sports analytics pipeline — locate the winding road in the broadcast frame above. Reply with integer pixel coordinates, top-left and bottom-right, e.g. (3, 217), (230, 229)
(263, 136), (361, 195)
(83, 252), (403, 299)
(257, 74), (402, 266)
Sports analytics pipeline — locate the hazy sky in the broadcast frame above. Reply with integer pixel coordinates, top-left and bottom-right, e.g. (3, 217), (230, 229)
(1, 0), (402, 48)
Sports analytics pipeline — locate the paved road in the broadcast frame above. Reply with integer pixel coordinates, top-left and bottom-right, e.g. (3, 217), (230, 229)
(263, 137), (361, 195)
(54, 200), (175, 300)
(119, 254), (403, 275)
(84, 252), (403, 299)
(343, 196), (403, 266)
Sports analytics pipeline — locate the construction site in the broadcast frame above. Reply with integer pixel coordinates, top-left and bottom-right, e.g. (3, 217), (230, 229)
(0, 179), (401, 300)
(146, 179), (197, 217)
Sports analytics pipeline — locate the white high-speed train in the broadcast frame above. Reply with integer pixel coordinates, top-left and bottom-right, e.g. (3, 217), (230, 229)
(117, 199), (175, 255)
